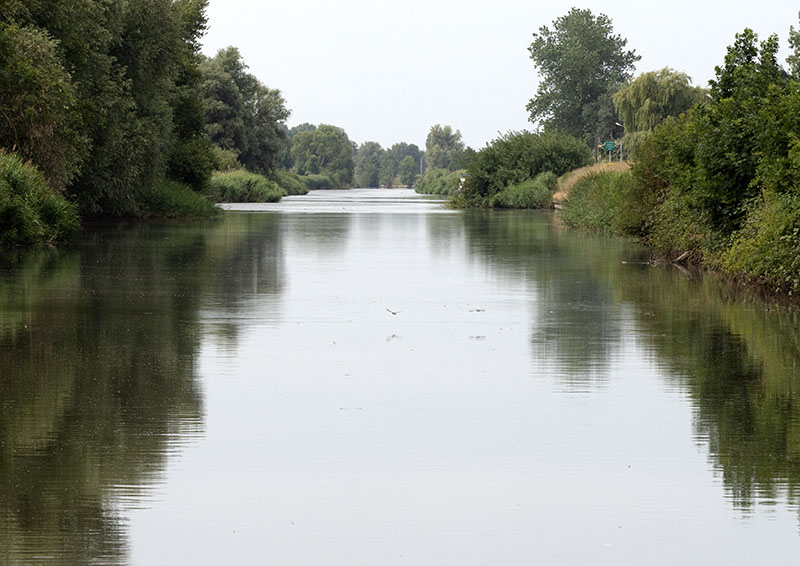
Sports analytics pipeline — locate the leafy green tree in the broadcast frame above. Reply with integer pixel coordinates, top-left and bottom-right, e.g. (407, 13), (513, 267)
(527, 8), (639, 144)
(425, 124), (464, 171)
(399, 155), (417, 186)
(0, 22), (87, 190)
(379, 153), (398, 187)
(290, 124), (354, 187)
(788, 12), (800, 79)
(390, 142), (422, 173)
(354, 141), (384, 187)
(199, 46), (290, 174)
(613, 68), (707, 133)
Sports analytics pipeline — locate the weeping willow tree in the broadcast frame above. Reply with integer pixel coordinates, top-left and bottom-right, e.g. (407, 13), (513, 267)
(612, 68), (706, 133)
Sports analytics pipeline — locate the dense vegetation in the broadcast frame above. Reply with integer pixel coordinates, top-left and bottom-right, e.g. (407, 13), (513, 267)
(460, 131), (591, 207)
(561, 26), (800, 296)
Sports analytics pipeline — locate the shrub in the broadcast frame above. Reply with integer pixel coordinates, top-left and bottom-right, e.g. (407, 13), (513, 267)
(489, 171), (557, 209)
(140, 179), (221, 218)
(462, 130), (591, 206)
(208, 170), (286, 202)
(414, 168), (464, 195)
(0, 151), (79, 247)
(722, 191), (800, 294)
(272, 170), (309, 195)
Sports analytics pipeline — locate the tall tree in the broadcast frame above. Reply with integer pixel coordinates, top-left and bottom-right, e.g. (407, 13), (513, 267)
(527, 8), (639, 144)
(612, 68), (706, 132)
(399, 155), (417, 187)
(354, 141), (384, 187)
(199, 46), (290, 174)
(290, 124), (354, 187)
(390, 142), (422, 174)
(425, 124), (464, 171)
(379, 152), (398, 187)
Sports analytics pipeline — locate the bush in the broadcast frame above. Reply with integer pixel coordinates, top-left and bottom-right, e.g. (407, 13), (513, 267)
(462, 130), (591, 206)
(272, 170), (309, 195)
(414, 168), (464, 195)
(489, 171), (557, 209)
(140, 179), (221, 218)
(0, 151), (79, 247)
(722, 191), (800, 294)
(208, 170), (286, 202)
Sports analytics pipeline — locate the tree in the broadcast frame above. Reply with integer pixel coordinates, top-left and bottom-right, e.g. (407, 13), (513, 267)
(379, 153), (398, 187)
(0, 22), (87, 190)
(527, 8), (639, 144)
(425, 124), (464, 171)
(399, 155), (417, 186)
(354, 141), (383, 187)
(290, 124), (354, 187)
(613, 68), (706, 132)
(199, 46), (290, 174)
(390, 142), (422, 173)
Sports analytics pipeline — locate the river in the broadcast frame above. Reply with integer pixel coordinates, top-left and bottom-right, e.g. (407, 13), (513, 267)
(2, 188), (800, 564)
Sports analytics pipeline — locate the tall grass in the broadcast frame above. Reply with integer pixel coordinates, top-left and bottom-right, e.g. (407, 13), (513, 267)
(559, 170), (652, 236)
(208, 170), (286, 202)
(140, 179), (221, 218)
(0, 151), (79, 247)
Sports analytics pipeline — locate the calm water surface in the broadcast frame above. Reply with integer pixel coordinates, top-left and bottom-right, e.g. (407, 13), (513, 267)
(2, 189), (800, 564)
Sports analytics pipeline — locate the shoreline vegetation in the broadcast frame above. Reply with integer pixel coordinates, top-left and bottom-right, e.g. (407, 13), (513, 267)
(3, 3), (800, 302)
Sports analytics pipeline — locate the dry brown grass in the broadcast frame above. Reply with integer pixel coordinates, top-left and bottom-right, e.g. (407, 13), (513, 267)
(552, 161), (631, 206)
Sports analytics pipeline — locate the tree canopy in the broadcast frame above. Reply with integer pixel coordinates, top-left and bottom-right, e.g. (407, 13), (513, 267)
(290, 124), (354, 188)
(527, 8), (639, 144)
(199, 47), (290, 174)
(425, 124), (465, 171)
(612, 68), (707, 132)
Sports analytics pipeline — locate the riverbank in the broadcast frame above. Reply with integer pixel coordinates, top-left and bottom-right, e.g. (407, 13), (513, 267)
(556, 163), (800, 303)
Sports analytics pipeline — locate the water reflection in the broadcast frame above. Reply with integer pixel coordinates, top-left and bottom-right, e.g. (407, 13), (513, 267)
(462, 209), (800, 518)
(0, 215), (285, 563)
(3, 193), (800, 564)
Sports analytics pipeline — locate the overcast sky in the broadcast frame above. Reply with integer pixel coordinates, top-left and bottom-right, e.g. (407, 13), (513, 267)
(201, 1), (798, 149)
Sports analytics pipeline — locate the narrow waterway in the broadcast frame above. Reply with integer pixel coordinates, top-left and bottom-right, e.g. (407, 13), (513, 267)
(2, 189), (800, 564)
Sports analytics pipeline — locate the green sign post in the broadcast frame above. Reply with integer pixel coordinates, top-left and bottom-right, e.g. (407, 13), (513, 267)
(604, 140), (615, 152)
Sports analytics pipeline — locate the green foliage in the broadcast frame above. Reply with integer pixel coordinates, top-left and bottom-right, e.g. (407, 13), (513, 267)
(425, 125), (465, 171)
(208, 170), (286, 203)
(0, 151), (79, 247)
(140, 179), (220, 218)
(527, 8), (639, 143)
(489, 171), (558, 209)
(463, 131), (591, 206)
(560, 169), (655, 237)
(300, 174), (335, 190)
(379, 153), (398, 188)
(354, 141), (383, 187)
(290, 124), (354, 188)
(390, 142), (422, 173)
(271, 169), (308, 195)
(199, 46), (290, 174)
(722, 191), (800, 294)
(0, 22), (87, 190)
(414, 168), (464, 195)
(399, 155), (417, 186)
(613, 68), (706, 133)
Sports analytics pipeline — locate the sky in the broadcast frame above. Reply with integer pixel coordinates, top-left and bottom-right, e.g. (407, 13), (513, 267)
(201, 0), (798, 150)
